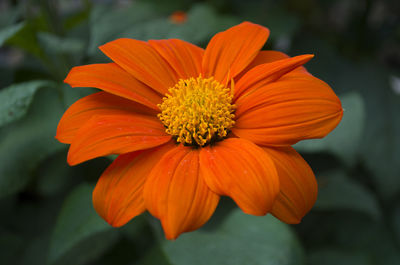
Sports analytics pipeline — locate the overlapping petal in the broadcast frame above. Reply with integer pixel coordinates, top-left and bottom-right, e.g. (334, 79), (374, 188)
(244, 50), (310, 75)
(100, 39), (178, 95)
(56, 92), (157, 144)
(202, 22), (270, 83)
(67, 113), (171, 165)
(199, 138), (280, 216)
(64, 63), (161, 109)
(143, 146), (219, 240)
(234, 54), (314, 100)
(263, 147), (317, 224)
(233, 75), (343, 146)
(92, 143), (175, 227)
(149, 39), (203, 80)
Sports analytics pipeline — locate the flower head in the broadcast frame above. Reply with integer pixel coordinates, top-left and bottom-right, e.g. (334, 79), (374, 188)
(57, 22), (343, 239)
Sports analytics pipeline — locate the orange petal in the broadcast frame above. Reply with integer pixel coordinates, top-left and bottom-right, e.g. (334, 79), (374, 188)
(67, 113), (171, 165)
(233, 75), (343, 146)
(263, 146), (317, 224)
(148, 39), (203, 79)
(199, 138), (279, 216)
(234, 54), (314, 100)
(143, 146), (219, 240)
(93, 142), (175, 227)
(64, 63), (161, 110)
(56, 92), (158, 144)
(100, 39), (178, 95)
(245, 50), (310, 74)
(202, 22), (270, 83)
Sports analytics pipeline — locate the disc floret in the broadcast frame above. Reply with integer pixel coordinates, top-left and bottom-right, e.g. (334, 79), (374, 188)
(158, 76), (235, 146)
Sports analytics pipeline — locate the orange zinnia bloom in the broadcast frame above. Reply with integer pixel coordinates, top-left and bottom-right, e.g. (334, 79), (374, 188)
(56, 22), (342, 240)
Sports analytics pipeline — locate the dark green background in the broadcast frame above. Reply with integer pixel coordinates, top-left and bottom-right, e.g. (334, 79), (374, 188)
(0, 0), (399, 264)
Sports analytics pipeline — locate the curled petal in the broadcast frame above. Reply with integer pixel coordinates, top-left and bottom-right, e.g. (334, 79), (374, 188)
(143, 146), (219, 240)
(56, 92), (157, 144)
(67, 114), (171, 165)
(64, 63), (161, 110)
(202, 21), (270, 83)
(244, 50), (310, 75)
(149, 39), (203, 79)
(233, 75), (343, 146)
(93, 143), (175, 227)
(263, 147), (317, 224)
(199, 138), (279, 216)
(234, 54), (314, 100)
(100, 39), (178, 95)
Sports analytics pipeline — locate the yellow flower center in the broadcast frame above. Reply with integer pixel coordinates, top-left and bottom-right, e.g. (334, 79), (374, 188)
(158, 76), (236, 147)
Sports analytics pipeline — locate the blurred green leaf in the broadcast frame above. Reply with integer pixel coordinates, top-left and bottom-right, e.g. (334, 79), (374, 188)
(20, 236), (50, 265)
(392, 203), (400, 246)
(162, 209), (304, 265)
(0, 22), (25, 46)
(163, 3), (238, 44)
(123, 3), (238, 44)
(34, 151), (74, 197)
(0, 228), (24, 264)
(48, 183), (119, 265)
(0, 86), (64, 199)
(315, 171), (381, 219)
(7, 19), (47, 59)
(357, 64), (400, 199)
(140, 246), (172, 265)
(0, 80), (55, 127)
(88, 2), (157, 56)
(38, 32), (85, 55)
(308, 248), (372, 265)
(300, 211), (400, 265)
(295, 92), (365, 165)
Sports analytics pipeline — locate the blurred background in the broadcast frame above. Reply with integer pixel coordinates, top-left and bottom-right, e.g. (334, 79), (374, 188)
(0, 0), (399, 264)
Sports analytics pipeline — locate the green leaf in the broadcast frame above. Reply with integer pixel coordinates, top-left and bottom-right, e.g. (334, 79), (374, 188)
(88, 2), (157, 56)
(0, 80), (55, 127)
(163, 3), (238, 44)
(0, 228), (24, 265)
(294, 92), (365, 165)
(0, 86), (65, 199)
(37, 32), (85, 55)
(308, 248), (372, 265)
(47, 183), (119, 265)
(0, 22), (25, 46)
(34, 151), (75, 197)
(392, 203), (400, 246)
(314, 171), (381, 219)
(162, 209), (304, 265)
(123, 3), (238, 45)
(357, 64), (400, 199)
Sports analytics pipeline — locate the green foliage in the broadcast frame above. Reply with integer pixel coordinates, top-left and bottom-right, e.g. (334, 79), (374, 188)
(314, 171), (381, 219)
(0, 86), (65, 199)
(0, 0), (399, 264)
(163, 210), (304, 265)
(0, 22), (25, 46)
(0, 80), (55, 127)
(47, 183), (119, 265)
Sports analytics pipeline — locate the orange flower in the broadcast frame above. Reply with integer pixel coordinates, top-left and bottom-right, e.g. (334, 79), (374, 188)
(56, 22), (343, 239)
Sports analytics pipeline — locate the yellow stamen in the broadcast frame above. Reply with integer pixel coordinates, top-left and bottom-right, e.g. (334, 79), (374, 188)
(158, 76), (235, 146)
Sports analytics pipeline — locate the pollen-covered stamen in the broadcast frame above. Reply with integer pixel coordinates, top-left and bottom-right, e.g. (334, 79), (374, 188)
(158, 76), (235, 146)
